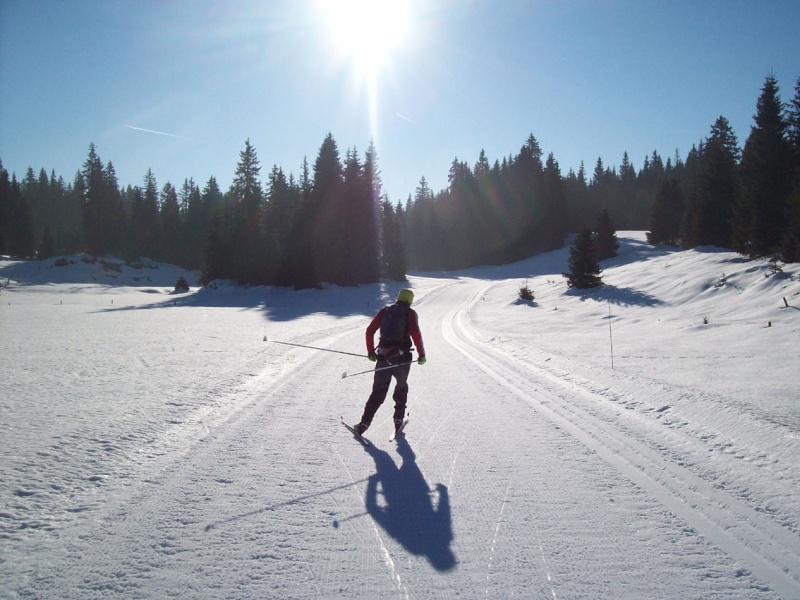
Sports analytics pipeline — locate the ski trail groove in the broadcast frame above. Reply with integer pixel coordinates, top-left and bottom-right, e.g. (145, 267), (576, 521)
(334, 445), (409, 598)
(485, 472), (514, 596)
(442, 281), (800, 598)
(534, 516), (557, 600)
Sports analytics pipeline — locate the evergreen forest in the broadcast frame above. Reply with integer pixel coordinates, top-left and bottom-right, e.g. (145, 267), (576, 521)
(2, 74), (799, 288)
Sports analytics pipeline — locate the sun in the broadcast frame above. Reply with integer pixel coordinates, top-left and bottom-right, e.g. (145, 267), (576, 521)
(319, 0), (410, 78)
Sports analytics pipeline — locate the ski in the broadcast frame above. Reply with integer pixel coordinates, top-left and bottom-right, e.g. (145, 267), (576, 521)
(340, 417), (371, 447)
(389, 416), (410, 442)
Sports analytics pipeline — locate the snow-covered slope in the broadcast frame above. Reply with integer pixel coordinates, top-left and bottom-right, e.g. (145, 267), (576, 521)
(1, 233), (798, 599)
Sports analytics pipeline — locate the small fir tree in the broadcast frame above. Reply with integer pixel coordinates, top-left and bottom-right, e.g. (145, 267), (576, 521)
(518, 281), (535, 301)
(174, 275), (190, 292)
(563, 228), (603, 289)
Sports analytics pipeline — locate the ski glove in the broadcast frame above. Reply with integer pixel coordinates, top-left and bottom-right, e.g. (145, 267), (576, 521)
(418, 356), (427, 365)
(368, 352), (377, 362)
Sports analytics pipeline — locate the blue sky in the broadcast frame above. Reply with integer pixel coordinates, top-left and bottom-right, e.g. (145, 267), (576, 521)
(1, 0), (798, 202)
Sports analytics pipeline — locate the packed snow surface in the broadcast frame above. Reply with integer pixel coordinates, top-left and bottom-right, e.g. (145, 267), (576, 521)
(1, 233), (799, 599)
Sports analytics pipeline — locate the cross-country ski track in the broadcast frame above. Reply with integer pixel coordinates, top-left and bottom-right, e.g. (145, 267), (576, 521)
(2, 233), (799, 598)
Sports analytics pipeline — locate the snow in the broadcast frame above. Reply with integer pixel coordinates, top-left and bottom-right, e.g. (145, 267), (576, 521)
(1, 233), (799, 599)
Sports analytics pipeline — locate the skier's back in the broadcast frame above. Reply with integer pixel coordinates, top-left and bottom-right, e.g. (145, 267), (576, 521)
(354, 289), (426, 435)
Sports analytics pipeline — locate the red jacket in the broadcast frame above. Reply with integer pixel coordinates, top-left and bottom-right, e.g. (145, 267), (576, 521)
(366, 303), (425, 357)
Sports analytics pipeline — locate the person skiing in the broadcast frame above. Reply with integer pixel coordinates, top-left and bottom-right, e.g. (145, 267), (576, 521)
(354, 288), (426, 436)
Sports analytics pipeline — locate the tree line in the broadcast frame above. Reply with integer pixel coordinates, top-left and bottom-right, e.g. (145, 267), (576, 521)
(0, 134), (391, 288)
(647, 75), (800, 262)
(2, 74), (799, 287)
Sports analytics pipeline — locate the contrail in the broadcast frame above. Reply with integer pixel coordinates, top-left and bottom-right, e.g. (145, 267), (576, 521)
(124, 125), (194, 141)
(396, 113), (413, 123)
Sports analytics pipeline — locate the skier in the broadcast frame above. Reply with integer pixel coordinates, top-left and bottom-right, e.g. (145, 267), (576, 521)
(354, 288), (426, 436)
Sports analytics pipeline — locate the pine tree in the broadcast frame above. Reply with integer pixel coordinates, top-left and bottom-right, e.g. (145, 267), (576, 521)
(783, 187), (800, 262)
(540, 153), (570, 251)
(647, 177), (685, 245)
(264, 165), (293, 283)
(381, 198), (407, 280)
(81, 143), (107, 256)
(734, 74), (793, 257)
(565, 161), (590, 232)
(79, 146), (125, 257)
(0, 160), (10, 254)
(227, 139), (267, 284)
(201, 205), (226, 285)
(131, 169), (161, 260)
(50, 169), (80, 254)
(103, 161), (125, 256)
(404, 176), (443, 270)
(229, 139), (263, 214)
(588, 157), (614, 229)
(515, 135), (545, 257)
(21, 168), (50, 250)
(124, 186), (143, 261)
(788, 77), (800, 160)
(282, 155), (317, 288)
(160, 182), (181, 264)
(307, 133), (343, 286)
(197, 177), (224, 278)
(782, 77), (800, 262)
(617, 151), (640, 228)
(357, 141), (381, 283)
(179, 178), (205, 269)
(595, 208), (619, 260)
(38, 224), (56, 259)
(563, 228), (603, 289)
(202, 176), (224, 215)
(2, 170), (37, 258)
(684, 116), (740, 248)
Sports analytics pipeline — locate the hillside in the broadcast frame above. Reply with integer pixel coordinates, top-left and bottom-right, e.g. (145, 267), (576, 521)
(1, 233), (798, 598)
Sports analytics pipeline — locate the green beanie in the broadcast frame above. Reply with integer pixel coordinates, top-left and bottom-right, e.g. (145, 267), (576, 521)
(396, 288), (414, 305)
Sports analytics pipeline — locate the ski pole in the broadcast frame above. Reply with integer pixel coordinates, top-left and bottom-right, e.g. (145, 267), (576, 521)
(342, 360), (419, 379)
(264, 337), (364, 358)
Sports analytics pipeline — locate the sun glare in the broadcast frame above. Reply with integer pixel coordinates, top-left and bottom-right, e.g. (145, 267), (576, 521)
(320, 0), (409, 77)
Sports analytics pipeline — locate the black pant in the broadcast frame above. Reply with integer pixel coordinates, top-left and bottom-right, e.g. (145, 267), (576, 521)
(360, 360), (411, 428)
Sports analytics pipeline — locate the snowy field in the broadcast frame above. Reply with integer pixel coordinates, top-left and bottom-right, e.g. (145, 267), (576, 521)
(1, 232), (799, 599)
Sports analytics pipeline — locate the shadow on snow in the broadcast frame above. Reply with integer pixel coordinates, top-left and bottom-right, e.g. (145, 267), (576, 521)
(92, 280), (415, 321)
(364, 437), (456, 572)
(566, 283), (663, 307)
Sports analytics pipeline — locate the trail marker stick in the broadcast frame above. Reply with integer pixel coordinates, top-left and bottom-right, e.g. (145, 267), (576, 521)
(608, 301), (615, 370)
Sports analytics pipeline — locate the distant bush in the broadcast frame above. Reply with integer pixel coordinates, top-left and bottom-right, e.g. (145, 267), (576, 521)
(174, 275), (190, 293)
(767, 256), (783, 277)
(100, 259), (122, 273)
(518, 281), (535, 302)
(54, 258), (69, 267)
(127, 259), (159, 270)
